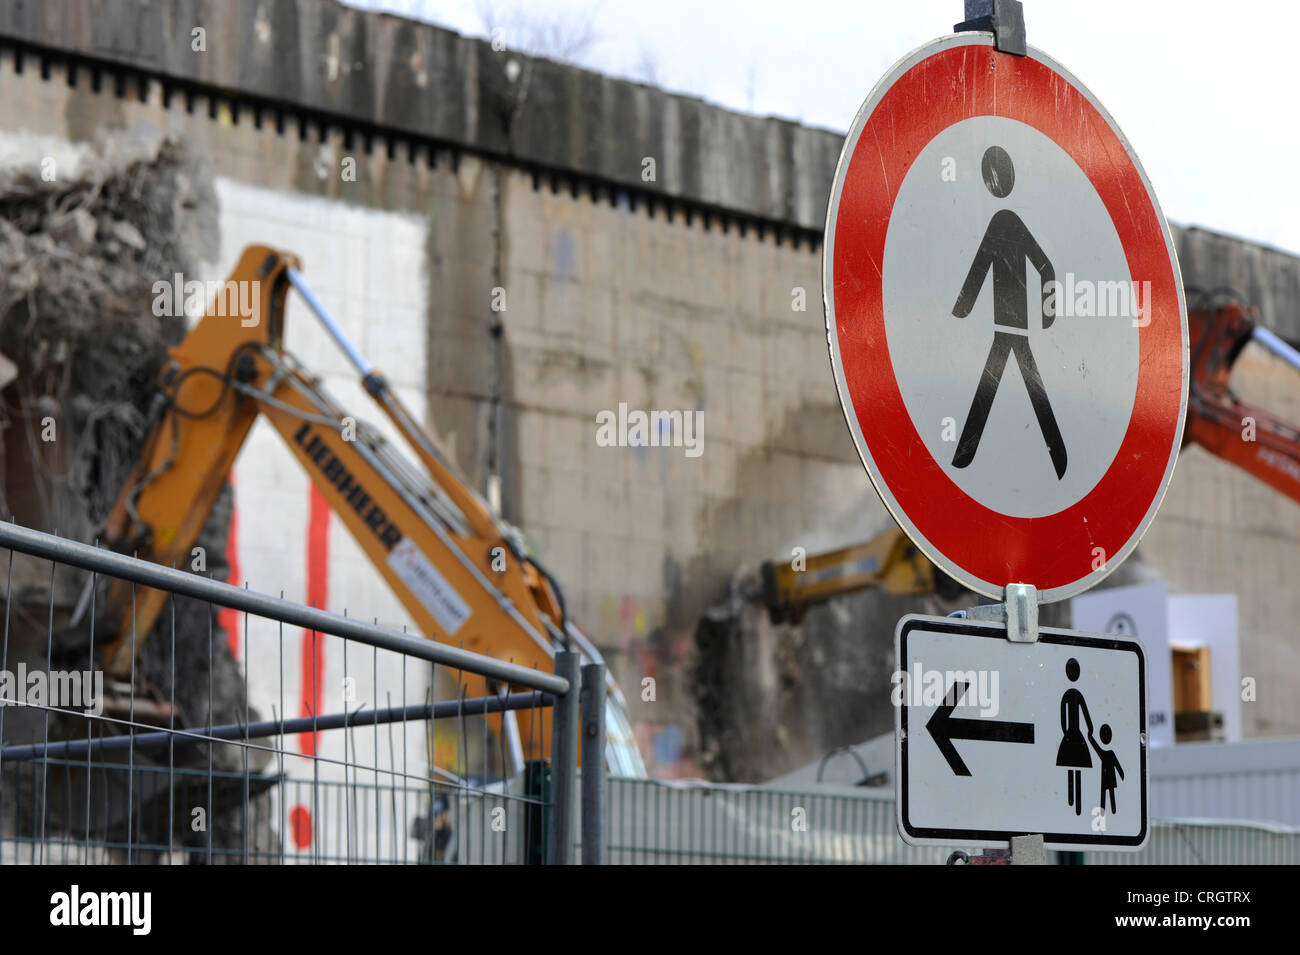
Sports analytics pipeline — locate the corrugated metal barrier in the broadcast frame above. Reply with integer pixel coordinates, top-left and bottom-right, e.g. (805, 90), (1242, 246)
(598, 778), (1300, 864)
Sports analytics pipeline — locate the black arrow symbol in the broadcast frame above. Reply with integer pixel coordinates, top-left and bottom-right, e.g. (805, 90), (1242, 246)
(925, 680), (1035, 776)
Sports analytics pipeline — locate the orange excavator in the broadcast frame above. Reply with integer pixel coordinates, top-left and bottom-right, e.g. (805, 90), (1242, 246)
(761, 289), (1300, 619)
(100, 245), (645, 777)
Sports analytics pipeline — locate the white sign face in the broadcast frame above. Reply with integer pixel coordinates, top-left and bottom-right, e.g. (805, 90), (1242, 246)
(883, 116), (1139, 518)
(1071, 582), (1173, 748)
(895, 615), (1149, 850)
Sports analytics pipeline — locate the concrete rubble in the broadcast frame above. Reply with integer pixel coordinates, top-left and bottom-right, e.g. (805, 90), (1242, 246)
(695, 520), (1162, 783)
(0, 129), (267, 853)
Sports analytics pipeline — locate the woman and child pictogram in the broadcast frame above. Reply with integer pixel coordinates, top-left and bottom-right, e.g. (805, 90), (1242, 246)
(1056, 657), (1124, 816)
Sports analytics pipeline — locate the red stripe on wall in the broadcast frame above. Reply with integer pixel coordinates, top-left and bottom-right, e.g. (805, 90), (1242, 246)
(218, 471), (242, 657)
(299, 483), (331, 757)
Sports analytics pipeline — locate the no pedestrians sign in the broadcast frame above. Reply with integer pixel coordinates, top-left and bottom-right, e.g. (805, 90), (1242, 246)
(823, 33), (1188, 602)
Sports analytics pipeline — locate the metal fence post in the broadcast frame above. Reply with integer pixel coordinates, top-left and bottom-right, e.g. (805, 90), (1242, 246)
(547, 651), (579, 865)
(522, 760), (551, 865)
(580, 663), (606, 865)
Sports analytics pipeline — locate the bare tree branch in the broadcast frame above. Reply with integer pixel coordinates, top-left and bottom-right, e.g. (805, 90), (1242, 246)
(477, 1), (602, 63)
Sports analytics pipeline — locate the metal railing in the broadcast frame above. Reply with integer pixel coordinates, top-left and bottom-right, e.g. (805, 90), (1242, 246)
(0, 521), (601, 864)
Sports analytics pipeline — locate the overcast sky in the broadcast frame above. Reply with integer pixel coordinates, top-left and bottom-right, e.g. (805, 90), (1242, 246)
(351, 1), (1300, 257)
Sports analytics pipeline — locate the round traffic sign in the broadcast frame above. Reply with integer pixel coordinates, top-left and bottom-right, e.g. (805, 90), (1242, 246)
(824, 34), (1188, 603)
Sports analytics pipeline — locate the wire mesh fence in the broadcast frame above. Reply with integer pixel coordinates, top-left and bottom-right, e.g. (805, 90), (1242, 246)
(1, 759), (543, 864)
(0, 521), (582, 865)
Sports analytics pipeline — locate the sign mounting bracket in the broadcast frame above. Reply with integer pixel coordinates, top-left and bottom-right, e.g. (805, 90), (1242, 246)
(954, 0), (1027, 57)
(954, 582), (1040, 643)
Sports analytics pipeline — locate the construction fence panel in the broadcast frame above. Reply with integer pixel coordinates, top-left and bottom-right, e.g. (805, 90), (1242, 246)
(0, 521), (576, 865)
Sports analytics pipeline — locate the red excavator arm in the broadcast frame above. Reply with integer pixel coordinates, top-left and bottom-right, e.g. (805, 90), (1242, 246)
(1184, 292), (1300, 503)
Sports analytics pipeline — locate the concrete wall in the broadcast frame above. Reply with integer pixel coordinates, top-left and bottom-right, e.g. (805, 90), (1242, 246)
(4, 3), (1300, 782)
(0, 0), (840, 238)
(499, 169), (864, 772)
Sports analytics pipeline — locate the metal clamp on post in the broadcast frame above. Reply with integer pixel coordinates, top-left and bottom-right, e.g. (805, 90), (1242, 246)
(1003, 582), (1038, 643)
(958, 582), (1039, 643)
(1010, 833), (1047, 864)
(954, 0), (1027, 56)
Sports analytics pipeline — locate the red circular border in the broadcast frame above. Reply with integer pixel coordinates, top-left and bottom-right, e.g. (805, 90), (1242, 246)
(830, 42), (1184, 592)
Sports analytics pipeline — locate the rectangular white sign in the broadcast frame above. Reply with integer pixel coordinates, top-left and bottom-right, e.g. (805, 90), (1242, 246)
(895, 614), (1149, 851)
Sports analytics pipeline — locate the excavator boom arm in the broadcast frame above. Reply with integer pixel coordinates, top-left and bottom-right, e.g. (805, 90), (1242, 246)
(99, 246), (640, 771)
(1185, 301), (1300, 507)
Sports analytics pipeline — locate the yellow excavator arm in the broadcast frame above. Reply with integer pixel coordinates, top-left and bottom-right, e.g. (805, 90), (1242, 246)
(760, 527), (961, 623)
(102, 245), (643, 775)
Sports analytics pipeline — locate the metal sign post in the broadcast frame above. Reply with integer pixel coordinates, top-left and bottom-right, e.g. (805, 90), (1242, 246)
(954, 0), (1026, 56)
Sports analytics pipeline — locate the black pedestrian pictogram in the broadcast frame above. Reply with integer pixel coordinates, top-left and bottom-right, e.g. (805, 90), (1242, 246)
(1056, 657), (1094, 816)
(1090, 723), (1125, 814)
(951, 145), (1068, 479)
